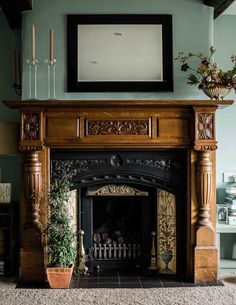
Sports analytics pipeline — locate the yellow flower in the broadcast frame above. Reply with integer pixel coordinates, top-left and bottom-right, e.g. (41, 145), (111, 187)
(198, 64), (208, 73)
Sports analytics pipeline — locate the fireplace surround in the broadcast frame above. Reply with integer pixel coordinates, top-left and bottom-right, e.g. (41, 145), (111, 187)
(4, 99), (233, 284)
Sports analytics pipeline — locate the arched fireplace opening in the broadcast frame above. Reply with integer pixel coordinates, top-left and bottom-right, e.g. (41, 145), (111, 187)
(51, 149), (187, 278)
(81, 183), (156, 273)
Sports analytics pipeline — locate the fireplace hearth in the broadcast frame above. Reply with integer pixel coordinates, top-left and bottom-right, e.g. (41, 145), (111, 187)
(4, 99), (234, 284)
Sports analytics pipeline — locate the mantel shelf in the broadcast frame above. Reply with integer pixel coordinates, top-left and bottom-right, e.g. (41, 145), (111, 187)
(3, 99), (234, 110)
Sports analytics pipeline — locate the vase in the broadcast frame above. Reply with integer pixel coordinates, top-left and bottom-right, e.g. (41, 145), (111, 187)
(161, 250), (173, 273)
(202, 87), (231, 100)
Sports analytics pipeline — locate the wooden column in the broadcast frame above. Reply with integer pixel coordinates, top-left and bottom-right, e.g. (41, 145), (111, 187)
(193, 107), (218, 283)
(196, 150), (213, 228)
(24, 151), (42, 228)
(19, 111), (45, 283)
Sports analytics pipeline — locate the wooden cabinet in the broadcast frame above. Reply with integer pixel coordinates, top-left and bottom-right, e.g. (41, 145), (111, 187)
(0, 202), (18, 275)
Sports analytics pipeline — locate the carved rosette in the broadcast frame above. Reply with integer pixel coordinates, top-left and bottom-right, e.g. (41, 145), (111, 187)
(87, 119), (150, 135)
(24, 152), (42, 228)
(23, 112), (40, 140)
(195, 151), (213, 228)
(194, 112), (217, 151)
(197, 113), (214, 140)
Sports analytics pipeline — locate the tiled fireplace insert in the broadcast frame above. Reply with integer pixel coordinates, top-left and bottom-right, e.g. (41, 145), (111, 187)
(4, 99), (233, 284)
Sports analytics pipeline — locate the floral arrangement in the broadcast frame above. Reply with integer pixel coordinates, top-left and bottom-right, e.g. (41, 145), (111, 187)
(158, 214), (176, 254)
(175, 47), (236, 91)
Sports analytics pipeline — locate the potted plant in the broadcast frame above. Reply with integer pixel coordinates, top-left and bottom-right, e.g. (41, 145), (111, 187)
(44, 177), (76, 288)
(175, 46), (236, 99)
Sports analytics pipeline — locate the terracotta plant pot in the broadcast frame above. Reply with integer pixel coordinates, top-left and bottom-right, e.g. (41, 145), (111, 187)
(46, 266), (73, 288)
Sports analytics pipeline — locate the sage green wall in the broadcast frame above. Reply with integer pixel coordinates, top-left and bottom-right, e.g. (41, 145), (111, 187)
(0, 9), (19, 118)
(21, 0), (213, 100)
(0, 9), (20, 201)
(214, 15), (236, 203)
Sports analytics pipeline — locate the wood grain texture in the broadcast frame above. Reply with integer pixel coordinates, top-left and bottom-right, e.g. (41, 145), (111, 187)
(3, 100), (234, 109)
(196, 151), (213, 228)
(194, 247), (217, 283)
(23, 152), (42, 228)
(20, 249), (45, 284)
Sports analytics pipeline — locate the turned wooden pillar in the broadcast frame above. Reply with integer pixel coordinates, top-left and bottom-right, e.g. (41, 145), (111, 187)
(195, 150), (213, 228)
(19, 111), (45, 283)
(24, 151), (42, 228)
(193, 107), (218, 283)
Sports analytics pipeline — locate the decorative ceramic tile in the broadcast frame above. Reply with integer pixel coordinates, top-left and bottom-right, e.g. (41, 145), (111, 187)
(157, 189), (176, 274)
(69, 190), (78, 249)
(0, 183), (11, 203)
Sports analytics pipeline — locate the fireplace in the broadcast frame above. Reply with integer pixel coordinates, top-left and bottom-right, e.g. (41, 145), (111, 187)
(83, 187), (153, 272)
(3, 99), (234, 284)
(51, 149), (187, 276)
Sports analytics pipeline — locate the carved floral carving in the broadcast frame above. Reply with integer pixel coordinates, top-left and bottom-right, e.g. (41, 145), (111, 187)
(52, 156), (183, 184)
(87, 119), (149, 135)
(127, 159), (181, 173)
(23, 112), (40, 140)
(197, 113), (214, 140)
(86, 184), (149, 196)
(51, 159), (106, 181)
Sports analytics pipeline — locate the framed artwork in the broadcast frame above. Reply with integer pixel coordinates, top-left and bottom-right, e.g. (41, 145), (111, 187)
(67, 14), (173, 92)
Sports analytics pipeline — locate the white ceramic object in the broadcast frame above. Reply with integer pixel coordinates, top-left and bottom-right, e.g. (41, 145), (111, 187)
(202, 87), (231, 100)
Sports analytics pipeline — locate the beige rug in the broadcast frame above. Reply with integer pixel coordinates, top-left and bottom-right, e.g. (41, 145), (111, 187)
(1, 274), (236, 305)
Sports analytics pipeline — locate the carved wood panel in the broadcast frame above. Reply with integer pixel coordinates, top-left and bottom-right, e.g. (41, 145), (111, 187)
(197, 113), (214, 140)
(86, 119), (150, 136)
(23, 112), (40, 140)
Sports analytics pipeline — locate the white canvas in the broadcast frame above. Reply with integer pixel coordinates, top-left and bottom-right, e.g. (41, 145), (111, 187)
(77, 24), (163, 82)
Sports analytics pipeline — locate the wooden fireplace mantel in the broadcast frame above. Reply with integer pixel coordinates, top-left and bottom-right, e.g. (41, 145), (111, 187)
(4, 99), (233, 284)
(4, 99), (233, 109)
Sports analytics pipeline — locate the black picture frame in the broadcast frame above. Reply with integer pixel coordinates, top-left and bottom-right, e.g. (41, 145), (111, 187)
(67, 14), (173, 92)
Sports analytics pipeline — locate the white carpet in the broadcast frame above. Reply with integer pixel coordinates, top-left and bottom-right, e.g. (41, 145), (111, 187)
(1, 274), (236, 305)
